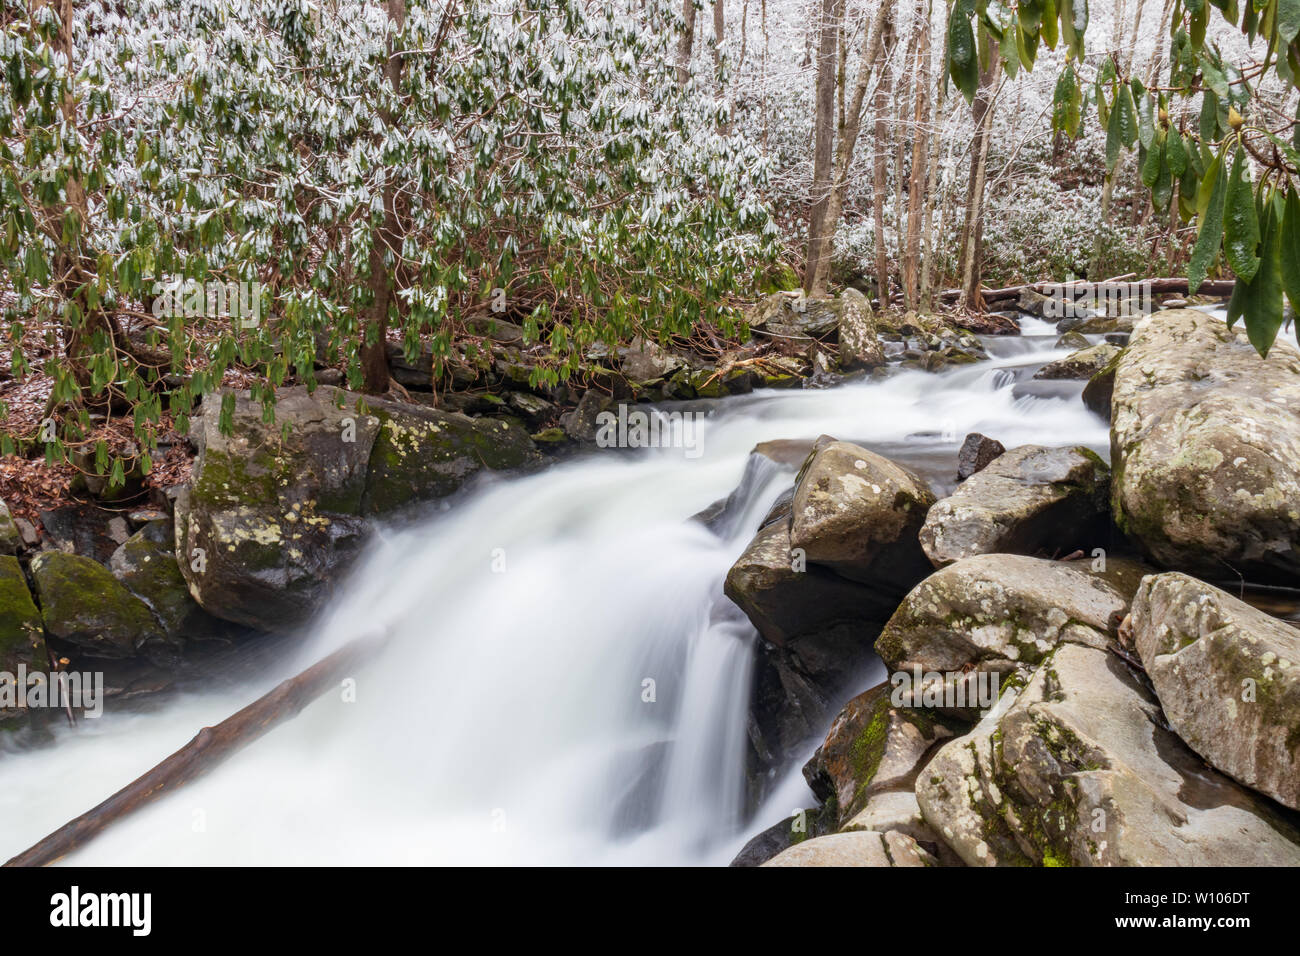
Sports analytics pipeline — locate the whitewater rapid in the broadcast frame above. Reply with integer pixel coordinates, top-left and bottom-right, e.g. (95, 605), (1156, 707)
(0, 317), (1108, 865)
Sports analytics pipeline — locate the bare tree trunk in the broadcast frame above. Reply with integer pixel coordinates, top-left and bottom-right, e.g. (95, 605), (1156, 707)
(712, 0), (724, 73)
(678, 0), (697, 81)
(920, 33), (947, 311)
(957, 47), (999, 308)
(360, 0), (408, 394)
(808, 1), (893, 295)
(870, 10), (897, 304)
(803, 0), (842, 295)
(902, 0), (931, 310)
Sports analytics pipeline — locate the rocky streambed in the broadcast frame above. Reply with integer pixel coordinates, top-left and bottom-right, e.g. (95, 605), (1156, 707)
(2, 298), (1299, 867)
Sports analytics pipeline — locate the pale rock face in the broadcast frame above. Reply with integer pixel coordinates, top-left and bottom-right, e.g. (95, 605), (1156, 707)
(837, 288), (886, 372)
(916, 642), (1300, 867)
(1110, 309), (1300, 583)
(919, 444), (1110, 568)
(1133, 572), (1300, 811)
(762, 829), (934, 867)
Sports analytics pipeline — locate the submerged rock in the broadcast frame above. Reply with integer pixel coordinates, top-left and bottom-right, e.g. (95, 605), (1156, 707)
(30, 551), (162, 658)
(1133, 573), (1300, 811)
(1111, 309), (1300, 583)
(919, 445), (1110, 567)
(917, 642), (1300, 866)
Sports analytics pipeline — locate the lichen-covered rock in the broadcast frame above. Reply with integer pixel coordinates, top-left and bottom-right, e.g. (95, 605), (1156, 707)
(790, 440), (935, 590)
(1111, 310), (1300, 582)
(762, 829), (934, 867)
(1033, 343), (1122, 381)
(0, 499), (20, 555)
(30, 551), (162, 658)
(919, 445), (1110, 567)
(618, 337), (685, 384)
(837, 288), (885, 372)
(956, 433), (1005, 481)
(1055, 330), (1090, 350)
(0, 555), (45, 673)
(110, 522), (223, 645)
(875, 554), (1145, 706)
(917, 642), (1300, 866)
(176, 386), (541, 632)
(803, 681), (960, 826)
(1133, 572), (1300, 811)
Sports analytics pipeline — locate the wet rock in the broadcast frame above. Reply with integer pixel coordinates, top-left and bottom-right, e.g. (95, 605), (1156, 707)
(110, 522), (224, 646)
(789, 440), (935, 591)
(1133, 573), (1300, 811)
(954, 312), (1020, 335)
(1055, 330), (1090, 350)
(728, 807), (835, 866)
(920, 445), (1110, 567)
(803, 682), (961, 827)
(1111, 310), (1300, 583)
(1081, 347), (1123, 419)
(1033, 343), (1122, 381)
(917, 642), (1300, 866)
(956, 433), (1005, 481)
(30, 551), (163, 659)
(175, 386), (540, 632)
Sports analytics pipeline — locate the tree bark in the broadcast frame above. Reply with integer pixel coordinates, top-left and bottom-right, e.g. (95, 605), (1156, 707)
(803, 0), (842, 295)
(712, 0), (724, 73)
(901, 0), (931, 310)
(678, 0), (697, 81)
(870, 9), (897, 303)
(5, 633), (387, 867)
(957, 45), (1000, 308)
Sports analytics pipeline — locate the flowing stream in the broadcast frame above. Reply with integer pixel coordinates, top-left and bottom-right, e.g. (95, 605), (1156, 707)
(0, 316), (1110, 865)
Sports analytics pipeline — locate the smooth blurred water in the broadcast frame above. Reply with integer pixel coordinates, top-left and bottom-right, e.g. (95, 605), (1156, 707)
(0, 317), (1109, 865)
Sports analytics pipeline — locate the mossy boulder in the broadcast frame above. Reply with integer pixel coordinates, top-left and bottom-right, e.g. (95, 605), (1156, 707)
(1081, 346), (1123, 419)
(1133, 572), (1300, 811)
(919, 445), (1110, 567)
(30, 551), (162, 658)
(917, 642), (1300, 866)
(0, 499), (21, 555)
(0, 555), (45, 674)
(110, 522), (224, 645)
(875, 554), (1145, 713)
(176, 386), (542, 632)
(1111, 310), (1300, 582)
(837, 288), (885, 372)
(802, 681), (960, 827)
(1033, 342), (1122, 381)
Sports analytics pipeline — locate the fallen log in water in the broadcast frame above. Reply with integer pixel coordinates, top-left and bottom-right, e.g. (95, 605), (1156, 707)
(5, 632), (386, 867)
(892, 277), (1237, 307)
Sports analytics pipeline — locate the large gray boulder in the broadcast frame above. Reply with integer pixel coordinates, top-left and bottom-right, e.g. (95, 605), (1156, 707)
(837, 289), (886, 371)
(176, 386), (540, 632)
(790, 440), (935, 590)
(917, 642), (1300, 866)
(1111, 309), (1300, 583)
(919, 445), (1110, 567)
(110, 521), (224, 647)
(875, 554), (1145, 711)
(1132, 572), (1300, 811)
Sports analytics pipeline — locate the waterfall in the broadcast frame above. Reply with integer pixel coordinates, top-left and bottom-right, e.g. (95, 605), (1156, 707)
(0, 317), (1108, 865)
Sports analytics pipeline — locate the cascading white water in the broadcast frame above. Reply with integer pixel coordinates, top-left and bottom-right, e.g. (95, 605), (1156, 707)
(0, 318), (1110, 865)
